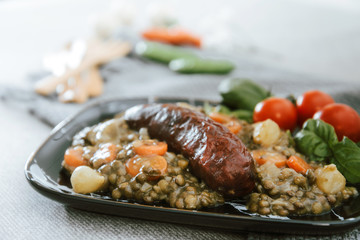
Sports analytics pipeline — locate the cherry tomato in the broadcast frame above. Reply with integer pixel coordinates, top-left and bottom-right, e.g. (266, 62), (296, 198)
(296, 90), (334, 126)
(253, 97), (297, 130)
(313, 103), (360, 142)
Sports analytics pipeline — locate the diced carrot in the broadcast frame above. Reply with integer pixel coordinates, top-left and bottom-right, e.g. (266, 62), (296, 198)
(147, 155), (168, 181)
(251, 149), (287, 168)
(142, 27), (201, 48)
(125, 155), (168, 180)
(286, 155), (312, 174)
(209, 112), (242, 134)
(209, 112), (230, 123)
(224, 121), (242, 135)
(64, 146), (86, 167)
(98, 143), (118, 162)
(125, 155), (144, 177)
(133, 140), (168, 156)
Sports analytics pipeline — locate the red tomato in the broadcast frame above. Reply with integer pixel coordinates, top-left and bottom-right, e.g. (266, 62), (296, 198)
(296, 90), (334, 126)
(253, 97), (297, 130)
(313, 103), (360, 142)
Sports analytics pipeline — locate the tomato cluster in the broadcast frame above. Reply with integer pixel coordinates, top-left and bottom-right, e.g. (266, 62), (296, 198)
(253, 90), (360, 142)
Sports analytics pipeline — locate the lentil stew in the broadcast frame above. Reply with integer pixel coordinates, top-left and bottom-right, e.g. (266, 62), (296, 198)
(25, 98), (360, 234)
(61, 101), (358, 217)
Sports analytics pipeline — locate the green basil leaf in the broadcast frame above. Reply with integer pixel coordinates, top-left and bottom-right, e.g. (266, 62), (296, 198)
(216, 105), (232, 115)
(294, 119), (360, 183)
(302, 119), (338, 147)
(218, 78), (271, 111)
(230, 109), (253, 123)
(294, 130), (332, 161)
(331, 137), (360, 184)
(294, 119), (338, 162)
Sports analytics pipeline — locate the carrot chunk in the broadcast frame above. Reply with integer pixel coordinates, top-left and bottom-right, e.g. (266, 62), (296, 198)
(64, 147), (86, 167)
(97, 143), (118, 163)
(147, 155), (168, 180)
(209, 112), (230, 123)
(142, 27), (201, 48)
(125, 155), (145, 177)
(125, 155), (168, 180)
(225, 120), (242, 135)
(286, 155), (312, 174)
(251, 149), (287, 168)
(209, 112), (242, 134)
(133, 140), (168, 156)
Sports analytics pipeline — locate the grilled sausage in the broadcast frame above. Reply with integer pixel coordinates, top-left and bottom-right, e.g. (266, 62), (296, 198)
(124, 103), (255, 197)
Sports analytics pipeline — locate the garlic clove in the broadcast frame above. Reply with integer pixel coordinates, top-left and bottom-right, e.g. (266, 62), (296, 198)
(70, 166), (105, 194)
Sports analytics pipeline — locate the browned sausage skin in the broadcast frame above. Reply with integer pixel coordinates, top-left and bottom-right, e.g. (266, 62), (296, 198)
(124, 104), (255, 197)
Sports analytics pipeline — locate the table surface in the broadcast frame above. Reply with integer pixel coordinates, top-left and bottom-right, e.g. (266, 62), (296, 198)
(1, 0), (360, 239)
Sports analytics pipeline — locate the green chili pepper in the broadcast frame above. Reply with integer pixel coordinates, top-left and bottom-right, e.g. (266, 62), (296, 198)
(135, 41), (197, 64)
(169, 58), (234, 74)
(219, 78), (271, 110)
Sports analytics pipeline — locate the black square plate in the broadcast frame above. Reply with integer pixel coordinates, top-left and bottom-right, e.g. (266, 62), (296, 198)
(24, 97), (360, 235)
